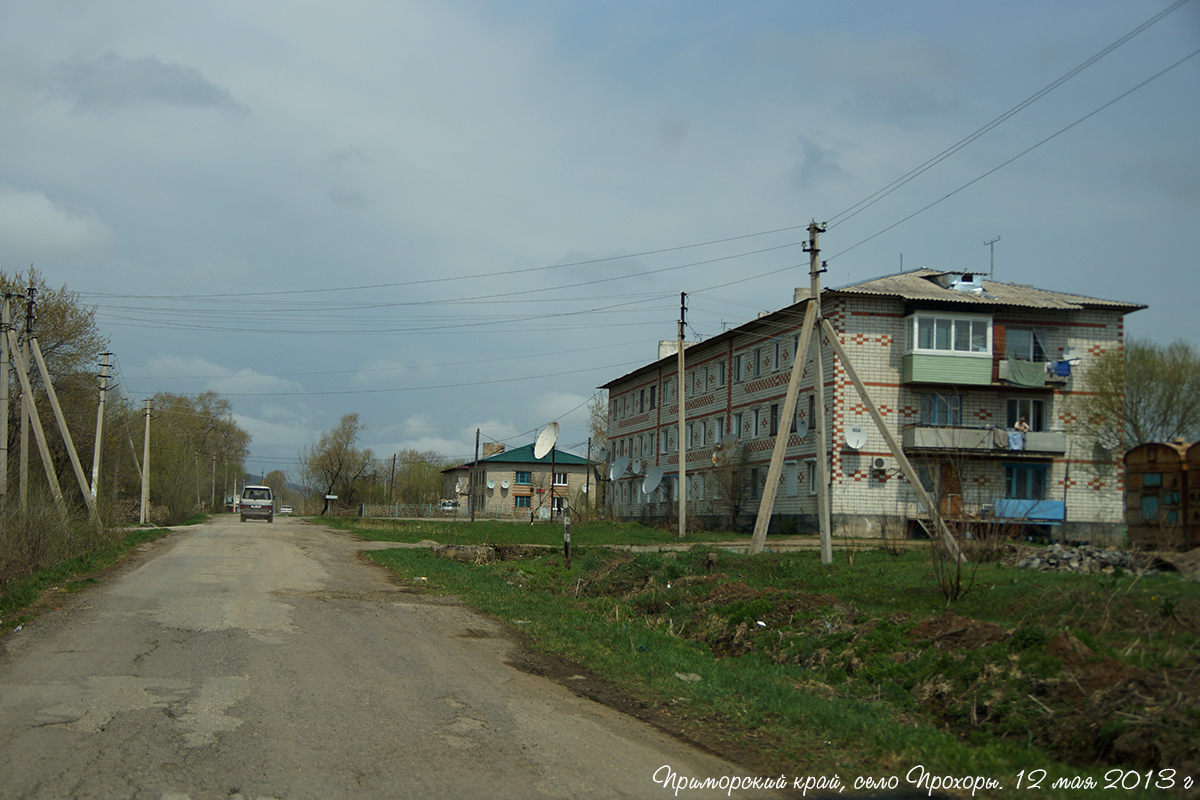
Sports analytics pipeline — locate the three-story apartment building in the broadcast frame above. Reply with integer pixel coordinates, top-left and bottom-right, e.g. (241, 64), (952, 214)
(600, 268), (1144, 544)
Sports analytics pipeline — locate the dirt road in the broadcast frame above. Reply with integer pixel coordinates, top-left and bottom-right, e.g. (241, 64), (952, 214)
(0, 517), (784, 799)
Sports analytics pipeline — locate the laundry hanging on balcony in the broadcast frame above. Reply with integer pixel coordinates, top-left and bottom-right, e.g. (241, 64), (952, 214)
(1006, 359), (1046, 388)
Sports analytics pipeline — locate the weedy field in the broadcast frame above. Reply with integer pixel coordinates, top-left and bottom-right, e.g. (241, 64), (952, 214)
(332, 517), (1200, 798)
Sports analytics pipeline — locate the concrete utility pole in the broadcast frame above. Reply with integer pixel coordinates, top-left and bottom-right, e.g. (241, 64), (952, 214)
(91, 353), (111, 502)
(5, 329), (67, 522)
(31, 338), (96, 517)
(20, 285), (34, 512)
(677, 291), (687, 539)
(470, 429), (479, 522)
(751, 222), (831, 562)
(140, 399), (152, 525)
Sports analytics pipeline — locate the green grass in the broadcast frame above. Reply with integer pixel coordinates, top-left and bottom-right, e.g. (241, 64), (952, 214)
(337, 518), (1198, 798)
(323, 516), (742, 547)
(1, 526), (175, 627)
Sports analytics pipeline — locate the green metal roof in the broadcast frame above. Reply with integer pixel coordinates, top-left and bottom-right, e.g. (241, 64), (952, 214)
(443, 442), (594, 473)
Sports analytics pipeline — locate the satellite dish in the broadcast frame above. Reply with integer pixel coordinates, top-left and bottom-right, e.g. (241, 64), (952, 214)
(501, 480), (510, 490)
(845, 425), (867, 450)
(631, 459), (643, 475)
(795, 416), (810, 438)
(611, 456), (629, 480)
(581, 484), (588, 494)
(487, 479), (495, 489)
(643, 466), (665, 495)
(534, 422), (560, 459)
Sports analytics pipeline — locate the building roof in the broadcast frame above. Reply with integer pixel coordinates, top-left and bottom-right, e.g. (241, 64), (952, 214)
(599, 267), (1146, 390)
(832, 268), (1148, 312)
(442, 442), (594, 474)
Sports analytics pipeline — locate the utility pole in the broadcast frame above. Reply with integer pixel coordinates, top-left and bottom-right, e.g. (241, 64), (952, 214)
(139, 398), (152, 524)
(677, 291), (687, 539)
(470, 429), (479, 522)
(20, 284), (34, 512)
(0, 295), (9, 509)
(585, 437), (592, 509)
(388, 453), (396, 505)
(751, 222), (829, 562)
(809, 236), (833, 563)
(91, 353), (111, 502)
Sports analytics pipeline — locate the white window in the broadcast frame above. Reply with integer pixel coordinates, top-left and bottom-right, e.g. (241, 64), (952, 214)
(906, 313), (991, 356)
(660, 428), (669, 454)
(554, 472), (567, 486)
(806, 458), (819, 495)
(717, 360), (725, 387)
(734, 354), (745, 382)
(773, 340), (782, 372)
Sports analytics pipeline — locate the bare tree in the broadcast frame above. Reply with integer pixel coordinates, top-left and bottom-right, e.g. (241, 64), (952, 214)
(1071, 337), (1200, 451)
(298, 413), (375, 515)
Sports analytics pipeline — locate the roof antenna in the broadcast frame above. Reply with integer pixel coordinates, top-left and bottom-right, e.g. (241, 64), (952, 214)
(984, 236), (1000, 279)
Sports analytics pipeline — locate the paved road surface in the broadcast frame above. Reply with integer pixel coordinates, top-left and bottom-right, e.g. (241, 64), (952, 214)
(0, 517), (784, 799)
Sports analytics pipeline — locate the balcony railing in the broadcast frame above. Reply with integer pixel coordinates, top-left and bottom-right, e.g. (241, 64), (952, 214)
(902, 425), (1066, 454)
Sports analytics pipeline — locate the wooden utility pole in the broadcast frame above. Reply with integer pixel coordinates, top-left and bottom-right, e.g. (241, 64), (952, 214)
(91, 353), (110, 502)
(387, 453), (396, 505)
(139, 399), (152, 524)
(585, 437), (592, 509)
(677, 291), (687, 539)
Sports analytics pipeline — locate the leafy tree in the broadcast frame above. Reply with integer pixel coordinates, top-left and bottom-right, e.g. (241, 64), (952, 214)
(148, 391), (249, 523)
(1072, 337), (1200, 451)
(0, 269), (109, 505)
(392, 449), (448, 505)
(586, 390), (609, 510)
(298, 413), (375, 515)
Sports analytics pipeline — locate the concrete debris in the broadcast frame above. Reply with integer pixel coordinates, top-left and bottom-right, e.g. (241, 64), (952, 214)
(1016, 544), (1166, 576)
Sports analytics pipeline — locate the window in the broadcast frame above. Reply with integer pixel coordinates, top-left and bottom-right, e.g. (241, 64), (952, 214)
(1007, 398), (1045, 431)
(734, 354), (745, 382)
(515, 471), (532, 485)
(717, 360), (725, 387)
(515, 495), (531, 508)
(753, 348), (762, 377)
(664, 379), (673, 403)
(1006, 328), (1048, 362)
(750, 468), (760, 498)
(551, 496), (565, 512)
(660, 428), (669, 454)
(773, 340), (782, 372)
(806, 459), (818, 495)
(1143, 473), (1162, 488)
(553, 472), (567, 486)
(770, 404), (779, 436)
(1140, 495), (1159, 521)
(1005, 464), (1047, 500)
(733, 412), (744, 440)
(639, 389), (645, 413)
(920, 394), (962, 426)
(907, 313), (991, 355)
(649, 385), (657, 409)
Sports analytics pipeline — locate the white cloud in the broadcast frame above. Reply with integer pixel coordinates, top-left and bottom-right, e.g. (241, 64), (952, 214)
(50, 53), (248, 114)
(0, 185), (112, 254)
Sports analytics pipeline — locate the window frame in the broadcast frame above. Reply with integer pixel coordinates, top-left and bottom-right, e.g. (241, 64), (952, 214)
(515, 470), (532, 486)
(919, 393), (963, 427)
(905, 312), (992, 357)
(1004, 463), (1048, 500)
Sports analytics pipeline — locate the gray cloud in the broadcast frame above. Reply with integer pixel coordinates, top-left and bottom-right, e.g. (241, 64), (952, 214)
(790, 135), (847, 188)
(50, 53), (247, 114)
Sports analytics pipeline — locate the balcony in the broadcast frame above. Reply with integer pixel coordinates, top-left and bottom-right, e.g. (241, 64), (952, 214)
(902, 425), (1066, 454)
(997, 359), (1068, 387)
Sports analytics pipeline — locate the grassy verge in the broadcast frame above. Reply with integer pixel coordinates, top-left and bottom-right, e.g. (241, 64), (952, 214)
(340, 518), (1198, 798)
(1, 526), (176, 630)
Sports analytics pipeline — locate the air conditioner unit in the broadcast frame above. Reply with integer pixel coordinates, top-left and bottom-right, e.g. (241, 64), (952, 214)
(872, 457), (887, 470)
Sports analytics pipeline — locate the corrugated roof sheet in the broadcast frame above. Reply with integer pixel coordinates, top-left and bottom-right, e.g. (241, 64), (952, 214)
(832, 268), (1147, 311)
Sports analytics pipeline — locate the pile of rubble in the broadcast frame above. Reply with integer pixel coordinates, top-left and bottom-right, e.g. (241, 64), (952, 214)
(1015, 544), (1163, 576)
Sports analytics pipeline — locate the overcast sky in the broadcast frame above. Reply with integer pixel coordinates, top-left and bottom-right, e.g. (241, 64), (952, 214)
(1, 0), (1197, 479)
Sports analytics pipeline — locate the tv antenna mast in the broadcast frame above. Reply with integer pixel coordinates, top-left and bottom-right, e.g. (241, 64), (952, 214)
(984, 236), (1000, 278)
